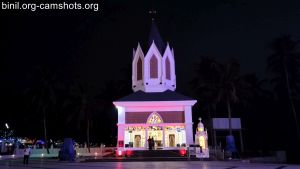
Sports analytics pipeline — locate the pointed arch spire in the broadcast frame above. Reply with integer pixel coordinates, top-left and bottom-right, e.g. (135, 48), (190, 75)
(132, 18), (176, 93)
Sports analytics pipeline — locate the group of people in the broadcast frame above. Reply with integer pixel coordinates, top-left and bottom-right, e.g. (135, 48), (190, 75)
(147, 137), (155, 150)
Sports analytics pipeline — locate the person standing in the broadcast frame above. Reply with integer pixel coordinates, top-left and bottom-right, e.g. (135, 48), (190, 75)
(23, 145), (31, 164)
(151, 137), (155, 150)
(147, 136), (152, 150)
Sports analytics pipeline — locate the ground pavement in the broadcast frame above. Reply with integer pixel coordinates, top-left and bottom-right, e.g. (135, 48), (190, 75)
(0, 158), (300, 169)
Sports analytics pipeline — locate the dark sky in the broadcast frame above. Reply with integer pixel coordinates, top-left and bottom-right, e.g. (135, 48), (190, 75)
(2, 0), (300, 97)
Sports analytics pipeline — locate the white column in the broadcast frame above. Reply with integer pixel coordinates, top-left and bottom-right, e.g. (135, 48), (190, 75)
(162, 126), (165, 148)
(116, 106), (125, 149)
(117, 106), (125, 124)
(184, 105), (194, 146)
(145, 127), (148, 149)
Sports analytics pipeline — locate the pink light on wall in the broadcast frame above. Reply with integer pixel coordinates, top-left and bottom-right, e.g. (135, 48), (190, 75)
(118, 140), (124, 147)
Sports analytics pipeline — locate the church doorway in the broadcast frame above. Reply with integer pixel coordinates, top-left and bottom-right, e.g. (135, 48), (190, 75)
(148, 126), (163, 149)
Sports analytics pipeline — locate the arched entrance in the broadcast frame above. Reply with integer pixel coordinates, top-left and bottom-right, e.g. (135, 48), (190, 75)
(147, 112), (164, 149)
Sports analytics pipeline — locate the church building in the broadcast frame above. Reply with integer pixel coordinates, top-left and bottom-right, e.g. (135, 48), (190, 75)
(113, 20), (197, 152)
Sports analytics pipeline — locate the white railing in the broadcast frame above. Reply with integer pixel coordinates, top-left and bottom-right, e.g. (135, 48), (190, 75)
(10, 147), (116, 158)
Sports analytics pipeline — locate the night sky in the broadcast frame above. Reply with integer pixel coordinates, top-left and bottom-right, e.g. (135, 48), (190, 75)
(2, 1), (300, 92)
(1, 0), (300, 159)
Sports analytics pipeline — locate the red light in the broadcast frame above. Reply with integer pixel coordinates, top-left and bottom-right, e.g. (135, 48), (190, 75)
(179, 149), (186, 156)
(126, 150), (133, 157)
(115, 150), (123, 157)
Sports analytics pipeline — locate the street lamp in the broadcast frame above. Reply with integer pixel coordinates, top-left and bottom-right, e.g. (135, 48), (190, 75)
(5, 123), (9, 129)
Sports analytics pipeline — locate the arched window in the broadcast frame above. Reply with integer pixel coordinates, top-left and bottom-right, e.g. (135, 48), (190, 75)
(137, 57), (143, 80)
(147, 112), (163, 124)
(150, 55), (158, 78)
(166, 57), (171, 80)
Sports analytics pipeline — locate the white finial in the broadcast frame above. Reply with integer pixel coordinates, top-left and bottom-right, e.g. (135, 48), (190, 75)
(198, 117), (202, 122)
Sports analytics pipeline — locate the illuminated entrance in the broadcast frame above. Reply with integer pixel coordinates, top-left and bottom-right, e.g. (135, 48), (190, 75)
(123, 112), (187, 150)
(148, 126), (163, 148)
(147, 113), (163, 148)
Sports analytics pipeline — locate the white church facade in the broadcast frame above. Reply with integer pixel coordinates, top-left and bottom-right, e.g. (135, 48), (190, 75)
(113, 20), (202, 153)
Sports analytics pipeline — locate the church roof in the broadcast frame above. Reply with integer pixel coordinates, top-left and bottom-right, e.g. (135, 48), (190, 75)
(148, 20), (166, 54)
(116, 90), (194, 102)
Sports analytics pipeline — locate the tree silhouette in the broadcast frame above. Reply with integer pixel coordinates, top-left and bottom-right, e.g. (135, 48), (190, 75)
(95, 66), (132, 145)
(27, 66), (57, 154)
(216, 59), (251, 135)
(190, 56), (221, 147)
(65, 81), (94, 152)
(190, 56), (220, 116)
(191, 57), (251, 135)
(267, 35), (300, 140)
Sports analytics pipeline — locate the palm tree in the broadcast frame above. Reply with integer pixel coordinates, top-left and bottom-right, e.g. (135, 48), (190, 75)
(190, 56), (221, 146)
(95, 66), (131, 145)
(190, 56), (220, 114)
(192, 57), (250, 134)
(267, 35), (300, 140)
(215, 59), (251, 135)
(28, 66), (57, 154)
(191, 57), (252, 154)
(96, 79), (132, 144)
(67, 82), (91, 152)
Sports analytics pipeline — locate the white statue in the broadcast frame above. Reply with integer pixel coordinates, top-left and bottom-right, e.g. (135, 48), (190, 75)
(195, 117), (209, 158)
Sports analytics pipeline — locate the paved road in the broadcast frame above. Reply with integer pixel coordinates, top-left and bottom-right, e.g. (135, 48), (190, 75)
(0, 158), (299, 169)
